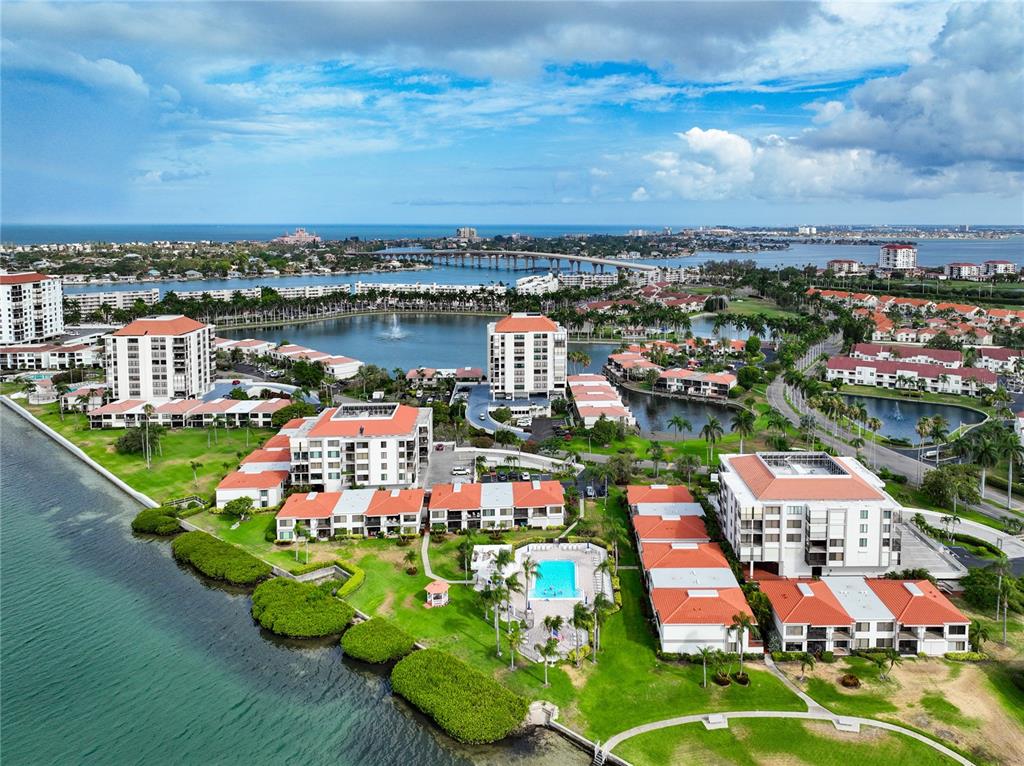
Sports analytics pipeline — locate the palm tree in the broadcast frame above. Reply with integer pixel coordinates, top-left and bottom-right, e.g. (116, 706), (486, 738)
(730, 409), (756, 454)
(595, 555), (614, 590)
(699, 416), (724, 465)
(535, 638), (559, 687)
(490, 580), (509, 657)
(799, 652), (815, 681)
(929, 415), (949, 467)
(520, 556), (539, 609)
(915, 417), (931, 482)
(867, 417), (883, 467)
(293, 521), (308, 562)
(880, 648), (903, 681)
(544, 614), (564, 642)
(54, 382), (70, 421)
(571, 602), (592, 667)
(403, 549), (417, 569)
(648, 441), (665, 477)
(591, 592), (614, 660)
(142, 403), (156, 469)
(667, 415), (692, 438)
(189, 460), (202, 489)
(508, 620), (525, 670)
(729, 612), (754, 677)
(997, 432), (1024, 512)
(504, 573), (523, 621)
(697, 645), (714, 689)
(969, 619), (990, 653)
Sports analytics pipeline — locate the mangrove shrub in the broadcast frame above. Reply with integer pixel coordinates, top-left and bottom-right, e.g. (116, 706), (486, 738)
(171, 531), (271, 585)
(341, 618), (415, 663)
(251, 578), (354, 638)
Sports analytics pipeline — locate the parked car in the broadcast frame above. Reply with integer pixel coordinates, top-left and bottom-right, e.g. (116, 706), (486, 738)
(434, 443), (445, 451)
(478, 413), (486, 420)
(451, 466), (470, 476)
(521, 471), (530, 481)
(585, 486), (595, 498)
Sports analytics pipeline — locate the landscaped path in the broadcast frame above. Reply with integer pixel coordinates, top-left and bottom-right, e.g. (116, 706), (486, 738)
(600, 656), (975, 765)
(420, 533), (473, 584)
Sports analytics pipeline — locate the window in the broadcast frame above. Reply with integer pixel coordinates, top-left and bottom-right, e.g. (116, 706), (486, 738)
(786, 519), (802, 529)
(860, 510), (869, 519)
(876, 638), (894, 648)
(948, 624), (967, 635)
(859, 524), (869, 533)
(785, 625), (803, 637)
(855, 622), (870, 632)
(785, 533), (802, 542)
(859, 537), (868, 547)
(877, 622), (894, 632)
(952, 642), (966, 652)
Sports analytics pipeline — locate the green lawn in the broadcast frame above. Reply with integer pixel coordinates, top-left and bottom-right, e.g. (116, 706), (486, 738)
(884, 481), (1012, 531)
(188, 511), (324, 573)
(838, 384), (995, 417)
(615, 717), (960, 766)
(722, 296), (801, 319)
(13, 402), (274, 503)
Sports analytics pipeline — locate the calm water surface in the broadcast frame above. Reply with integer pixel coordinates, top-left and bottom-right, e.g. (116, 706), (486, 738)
(0, 408), (586, 766)
(839, 394), (986, 442)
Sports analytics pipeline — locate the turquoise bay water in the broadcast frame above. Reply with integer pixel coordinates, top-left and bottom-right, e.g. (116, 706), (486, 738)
(0, 409), (584, 765)
(531, 561), (578, 600)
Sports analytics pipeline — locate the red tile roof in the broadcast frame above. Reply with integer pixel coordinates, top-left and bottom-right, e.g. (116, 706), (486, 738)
(307, 405), (420, 437)
(277, 491), (340, 519)
(113, 316), (208, 336)
(626, 484), (694, 506)
(493, 314), (559, 333)
(241, 448), (290, 464)
(429, 483), (484, 510)
(826, 356), (998, 384)
(865, 579), (967, 626)
(365, 488), (425, 517)
(632, 515), (708, 542)
(264, 433), (292, 449)
(216, 470), (289, 491)
(726, 455), (884, 502)
(0, 272), (52, 285)
(641, 542), (729, 570)
(512, 480), (564, 507)
(760, 580), (853, 626)
(652, 587), (754, 626)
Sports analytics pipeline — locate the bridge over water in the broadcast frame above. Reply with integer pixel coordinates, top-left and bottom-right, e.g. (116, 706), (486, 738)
(368, 248), (659, 273)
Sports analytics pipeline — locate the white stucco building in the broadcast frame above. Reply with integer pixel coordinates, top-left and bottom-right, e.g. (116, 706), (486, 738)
(716, 452), (903, 578)
(0, 271), (65, 344)
(275, 488), (426, 539)
(105, 315), (214, 401)
(427, 480), (566, 531)
(487, 313), (567, 401)
(877, 243), (917, 271)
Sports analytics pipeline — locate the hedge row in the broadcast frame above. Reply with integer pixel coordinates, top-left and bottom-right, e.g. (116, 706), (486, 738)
(251, 578), (355, 638)
(657, 650), (763, 664)
(915, 517), (1005, 558)
(944, 651), (988, 662)
(390, 649), (528, 743)
(771, 650), (835, 663)
(336, 560), (365, 598)
(342, 618), (416, 663)
(171, 531), (271, 584)
(131, 506), (181, 535)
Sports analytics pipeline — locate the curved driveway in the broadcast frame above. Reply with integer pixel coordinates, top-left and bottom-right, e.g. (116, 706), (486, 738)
(465, 384), (529, 439)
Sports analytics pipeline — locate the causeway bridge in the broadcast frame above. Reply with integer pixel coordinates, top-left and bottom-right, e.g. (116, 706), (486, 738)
(369, 249), (659, 273)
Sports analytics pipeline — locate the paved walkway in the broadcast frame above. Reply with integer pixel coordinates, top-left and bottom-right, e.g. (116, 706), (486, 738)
(420, 533), (473, 584)
(913, 509), (1024, 559)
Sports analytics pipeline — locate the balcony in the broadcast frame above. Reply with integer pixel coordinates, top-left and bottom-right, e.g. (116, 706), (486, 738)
(807, 628), (828, 641)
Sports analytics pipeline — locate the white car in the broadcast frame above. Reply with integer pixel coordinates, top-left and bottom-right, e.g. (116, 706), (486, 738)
(451, 466), (470, 476)
(478, 413), (486, 420)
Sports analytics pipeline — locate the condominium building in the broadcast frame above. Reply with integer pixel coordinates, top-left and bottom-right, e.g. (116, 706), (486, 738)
(825, 357), (997, 396)
(428, 480), (565, 532)
(826, 259), (865, 275)
(716, 452), (903, 578)
(848, 343), (961, 368)
(943, 262), (982, 281)
(275, 488), (426, 539)
(656, 368), (737, 399)
(286, 403), (433, 491)
(487, 313), (567, 401)
(514, 273), (561, 295)
(567, 373), (636, 428)
(976, 346), (1024, 373)
(105, 315), (214, 400)
(763, 576), (969, 656)
(0, 271), (65, 344)
(0, 342), (102, 371)
(983, 260), (1017, 277)
(878, 243), (917, 271)
(66, 288), (160, 314)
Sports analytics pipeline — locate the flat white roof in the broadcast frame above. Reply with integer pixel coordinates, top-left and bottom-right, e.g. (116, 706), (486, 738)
(649, 567), (739, 590)
(481, 482), (514, 507)
(821, 576), (893, 621)
(335, 488), (376, 515)
(634, 502), (705, 517)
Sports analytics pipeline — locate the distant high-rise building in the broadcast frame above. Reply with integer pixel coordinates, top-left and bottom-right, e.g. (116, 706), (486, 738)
(797, 226), (817, 235)
(487, 313), (566, 401)
(878, 243), (917, 271)
(455, 226), (478, 239)
(0, 271), (65, 344)
(105, 315), (214, 400)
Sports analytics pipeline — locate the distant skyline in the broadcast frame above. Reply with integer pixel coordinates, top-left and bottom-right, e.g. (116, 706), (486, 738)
(2, 1), (1022, 225)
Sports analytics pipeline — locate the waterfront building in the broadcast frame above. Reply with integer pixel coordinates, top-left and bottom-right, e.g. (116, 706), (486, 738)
(427, 480), (565, 531)
(406, 366), (484, 386)
(716, 452), (903, 578)
(269, 343), (363, 380)
(353, 281), (505, 296)
(557, 272), (620, 289)
(825, 356), (997, 395)
(983, 260), (1017, 277)
(798, 226), (818, 235)
(60, 383), (107, 411)
(656, 368), (737, 399)
(272, 227), (322, 245)
(826, 259), (865, 275)
(105, 315), (214, 401)
(87, 396), (290, 429)
(275, 488), (426, 539)
(455, 226), (478, 240)
(605, 351), (663, 380)
(943, 262), (982, 281)
(878, 243), (917, 271)
(286, 402), (433, 491)
(66, 288), (160, 314)
(514, 273), (560, 295)
(567, 373), (636, 428)
(215, 470), (290, 510)
(975, 346), (1024, 373)
(213, 337), (276, 357)
(0, 271), (65, 344)
(487, 313), (567, 403)
(628, 266), (701, 286)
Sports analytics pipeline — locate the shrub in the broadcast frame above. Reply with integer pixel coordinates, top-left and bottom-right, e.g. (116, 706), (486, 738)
(471, 435), (494, 449)
(171, 531), (270, 584)
(271, 401), (316, 428)
(820, 650), (835, 663)
(263, 514), (278, 542)
(131, 506), (180, 535)
(342, 618), (416, 663)
(840, 674), (861, 688)
(944, 651), (988, 662)
(251, 578), (355, 638)
(390, 649), (529, 743)
(336, 560), (365, 598)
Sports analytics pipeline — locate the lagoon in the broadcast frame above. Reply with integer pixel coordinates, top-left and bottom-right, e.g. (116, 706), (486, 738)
(839, 394), (986, 443)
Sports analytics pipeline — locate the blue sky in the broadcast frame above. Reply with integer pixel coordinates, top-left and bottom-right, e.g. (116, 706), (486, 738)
(2, 1), (1022, 225)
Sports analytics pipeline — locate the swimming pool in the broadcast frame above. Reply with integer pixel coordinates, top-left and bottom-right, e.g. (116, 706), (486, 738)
(530, 560), (579, 599)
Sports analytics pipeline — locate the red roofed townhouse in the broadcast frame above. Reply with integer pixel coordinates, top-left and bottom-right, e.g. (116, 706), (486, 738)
(487, 313), (567, 407)
(933, 301), (982, 318)
(717, 452), (902, 578)
(239, 447), (292, 473)
(825, 356), (997, 396)
(275, 488), (425, 540)
(975, 346), (1024, 373)
(649, 586), (756, 654)
(0, 342), (102, 371)
(106, 315), (214, 400)
(826, 259), (865, 276)
(865, 579), (969, 655)
(632, 514), (709, 544)
(428, 480), (565, 532)
(656, 368), (737, 399)
(627, 484), (694, 509)
(287, 402), (433, 491)
(0, 271), (64, 344)
(215, 470), (289, 509)
(849, 343), (962, 368)
(760, 579), (854, 654)
(567, 373), (636, 427)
